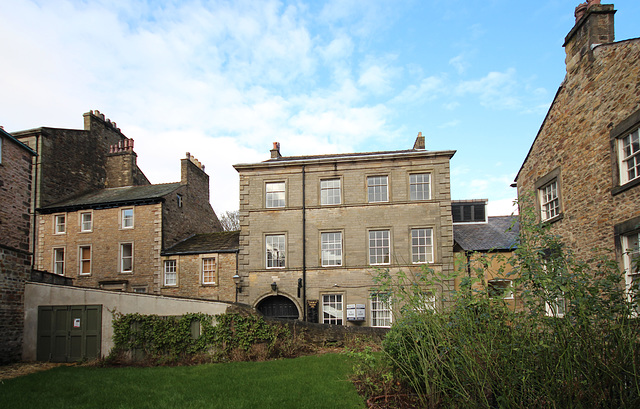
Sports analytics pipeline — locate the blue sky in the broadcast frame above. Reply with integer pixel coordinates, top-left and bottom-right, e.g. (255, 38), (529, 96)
(2, 0), (639, 215)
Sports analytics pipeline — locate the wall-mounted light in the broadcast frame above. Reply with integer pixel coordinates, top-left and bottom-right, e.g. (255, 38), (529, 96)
(271, 281), (278, 292)
(233, 274), (242, 302)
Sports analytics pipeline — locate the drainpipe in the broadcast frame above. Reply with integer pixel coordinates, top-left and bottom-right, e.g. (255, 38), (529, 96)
(302, 165), (307, 321)
(30, 133), (40, 270)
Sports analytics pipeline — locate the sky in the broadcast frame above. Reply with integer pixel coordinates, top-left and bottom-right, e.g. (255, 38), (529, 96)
(2, 0), (639, 217)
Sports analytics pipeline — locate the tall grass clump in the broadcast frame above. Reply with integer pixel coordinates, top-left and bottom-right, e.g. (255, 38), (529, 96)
(375, 201), (640, 408)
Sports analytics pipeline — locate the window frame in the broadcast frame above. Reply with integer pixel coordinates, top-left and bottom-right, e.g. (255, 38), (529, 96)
(79, 245), (92, 276)
(369, 229), (391, 265)
(409, 173), (431, 201)
(488, 279), (514, 300)
(320, 178), (342, 206)
(611, 108), (640, 195)
(164, 260), (177, 286)
(266, 234), (286, 269)
(80, 211), (93, 232)
(370, 293), (392, 328)
(53, 247), (65, 275)
(618, 130), (640, 185)
(321, 231), (343, 267)
(202, 257), (217, 285)
(54, 214), (66, 234)
(121, 208), (134, 229)
(411, 227), (434, 264)
(120, 242), (133, 273)
(367, 175), (389, 203)
(322, 293), (344, 325)
(265, 181), (286, 208)
(535, 168), (562, 223)
(622, 231), (640, 304)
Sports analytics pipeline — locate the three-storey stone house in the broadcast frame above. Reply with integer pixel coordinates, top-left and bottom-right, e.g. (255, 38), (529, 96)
(234, 134), (455, 327)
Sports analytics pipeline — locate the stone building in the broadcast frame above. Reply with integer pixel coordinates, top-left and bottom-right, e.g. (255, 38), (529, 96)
(34, 150), (222, 294)
(514, 2), (640, 294)
(160, 231), (240, 301)
(233, 134), (455, 327)
(452, 200), (520, 310)
(0, 127), (36, 363)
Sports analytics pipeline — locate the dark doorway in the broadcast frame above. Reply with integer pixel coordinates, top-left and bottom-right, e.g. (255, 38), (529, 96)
(37, 305), (102, 362)
(257, 295), (299, 320)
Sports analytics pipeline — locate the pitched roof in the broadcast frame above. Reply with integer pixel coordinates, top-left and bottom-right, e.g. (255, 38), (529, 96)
(163, 231), (240, 255)
(453, 215), (519, 252)
(39, 183), (182, 213)
(1, 127), (37, 156)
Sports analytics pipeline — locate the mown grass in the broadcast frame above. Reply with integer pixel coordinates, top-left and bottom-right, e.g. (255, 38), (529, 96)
(0, 353), (365, 409)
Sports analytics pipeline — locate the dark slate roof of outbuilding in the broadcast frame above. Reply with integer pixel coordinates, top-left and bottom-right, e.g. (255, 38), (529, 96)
(453, 215), (519, 252)
(163, 231), (240, 255)
(39, 183), (182, 213)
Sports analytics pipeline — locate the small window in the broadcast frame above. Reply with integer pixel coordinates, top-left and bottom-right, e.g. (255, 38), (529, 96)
(545, 296), (566, 317)
(120, 243), (133, 273)
(53, 247), (65, 275)
(488, 279), (513, 299)
(321, 179), (341, 205)
(321, 232), (342, 266)
(411, 228), (433, 263)
(539, 180), (560, 222)
(322, 294), (343, 325)
(410, 173), (431, 200)
(202, 258), (217, 285)
(177, 194), (183, 208)
(371, 293), (392, 327)
(80, 212), (92, 232)
(623, 232), (640, 304)
(121, 208), (134, 229)
(164, 260), (177, 286)
(54, 214), (66, 234)
(133, 287), (147, 294)
(619, 129), (640, 185)
(265, 182), (285, 208)
(369, 230), (390, 265)
(79, 245), (91, 275)
(367, 176), (388, 203)
(266, 234), (285, 268)
(452, 202), (487, 223)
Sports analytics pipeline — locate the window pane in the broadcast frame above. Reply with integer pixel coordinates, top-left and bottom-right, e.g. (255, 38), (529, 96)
(321, 232), (342, 266)
(55, 215), (66, 234)
(540, 180), (559, 221)
(80, 246), (91, 275)
(322, 294), (343, 325)
(369, 230), (390, 264)
(321, 179), (341, 205)
(412, 228), (433, 263)
(121, 243), (133, 272)
(410, 173), (430, 200)
(266, 235), (286, 268)
(81, 213), (92, 231)
(367, 176), (388, 202)
(54, 248), (65, 275)
(371, 293), (392, 327)
(202, 258), (216, 284)
(122, 209), (134, 228)
(266, 182), (286, 208)
(164, 260), (177, 286)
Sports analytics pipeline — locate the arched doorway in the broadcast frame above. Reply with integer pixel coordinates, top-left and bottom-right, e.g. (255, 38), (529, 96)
(257, 295), (299, 320)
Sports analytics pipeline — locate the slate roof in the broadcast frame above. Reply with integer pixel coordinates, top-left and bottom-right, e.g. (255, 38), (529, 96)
(39, 183), (182, 213)
(162, 231), (240, 255)
(453, 215), (519, 252)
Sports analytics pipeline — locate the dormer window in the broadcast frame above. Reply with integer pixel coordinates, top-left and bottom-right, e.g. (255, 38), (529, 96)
(452, 200), (487, 224)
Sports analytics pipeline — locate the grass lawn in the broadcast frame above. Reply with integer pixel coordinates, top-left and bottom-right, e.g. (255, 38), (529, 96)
(0, 353), (365, 409)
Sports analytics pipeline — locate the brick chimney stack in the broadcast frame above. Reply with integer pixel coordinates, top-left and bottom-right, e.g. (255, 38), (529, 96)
(270, 142), (281, 159)
(413, 132), (425, 150)
(564, 1), (615, 73)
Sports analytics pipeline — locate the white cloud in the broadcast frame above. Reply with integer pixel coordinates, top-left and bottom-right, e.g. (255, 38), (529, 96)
(455, 68), (520, 110)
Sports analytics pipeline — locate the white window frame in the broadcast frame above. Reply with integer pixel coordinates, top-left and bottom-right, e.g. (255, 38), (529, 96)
(265, 182), (286, 208)
(121, 208), (134, 229)
(369, 230), (390, 265)
(320, 179), (341, 205)
(545, 296), (566, 317)
(539, 180), (560, 221)
(367, 175), (388, 203)
(80, 211), (93, 232)
(322, 294), (344, 325)
(623, 232), (640, 305)
(410, 173), (431, 201)
(266, 234), (286, 269)
(79, 245), (92, 275)
(54, 214), (66, 234)
(164, 260), (177, 286)
(619, 129), (640, 185)
(120, 242), (133, 273)
(411, 228), (434, 263)
(371, 293), (392, 328)
(53, 247), (65, 275)
(321, 231), (342, 267)
(488, 279), (514, 300)
(202, 257), (217, 285)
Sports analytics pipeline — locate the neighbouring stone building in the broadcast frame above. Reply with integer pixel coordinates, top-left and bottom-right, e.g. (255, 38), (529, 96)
(161, 231), (240, 301)
(0, 127), (36, 363)
(233, 133), (455, 327)
(514, 2), (640, 293)
(452, 200), (520, 310)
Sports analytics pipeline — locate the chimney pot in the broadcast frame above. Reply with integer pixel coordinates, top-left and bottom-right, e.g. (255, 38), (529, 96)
(270, 142), (282, 159)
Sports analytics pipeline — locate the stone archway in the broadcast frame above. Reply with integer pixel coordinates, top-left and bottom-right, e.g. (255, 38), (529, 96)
(256, 295), (299, 320)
